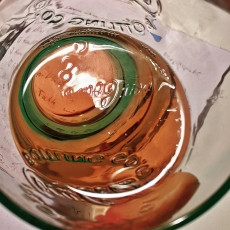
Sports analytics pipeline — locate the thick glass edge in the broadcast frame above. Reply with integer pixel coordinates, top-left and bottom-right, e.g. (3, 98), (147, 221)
(0, 177), (229, 230)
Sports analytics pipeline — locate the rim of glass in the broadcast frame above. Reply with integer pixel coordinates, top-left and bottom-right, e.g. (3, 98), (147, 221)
(0, 177), (229, 230)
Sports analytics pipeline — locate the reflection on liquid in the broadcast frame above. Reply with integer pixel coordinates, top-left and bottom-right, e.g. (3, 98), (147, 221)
(10, 30), (191, 196)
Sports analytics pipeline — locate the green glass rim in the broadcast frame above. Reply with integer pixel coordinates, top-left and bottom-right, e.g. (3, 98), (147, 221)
(19, 36), (136, 140)
(0, 177), (229, 229)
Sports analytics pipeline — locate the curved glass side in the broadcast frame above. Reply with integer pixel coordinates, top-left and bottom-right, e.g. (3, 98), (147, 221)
(157, 177), (230, 230)
(0, 177), (229, 230)
(0, 190), (61, 230)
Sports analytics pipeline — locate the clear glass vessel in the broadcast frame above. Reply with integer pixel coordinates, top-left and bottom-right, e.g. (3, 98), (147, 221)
(0, 0), (229, 229)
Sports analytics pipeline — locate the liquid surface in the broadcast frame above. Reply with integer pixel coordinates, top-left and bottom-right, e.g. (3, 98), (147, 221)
(9, 29), (191, 196)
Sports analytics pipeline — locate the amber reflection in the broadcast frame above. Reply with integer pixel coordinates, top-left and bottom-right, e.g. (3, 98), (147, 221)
(10, 31), (191, 203)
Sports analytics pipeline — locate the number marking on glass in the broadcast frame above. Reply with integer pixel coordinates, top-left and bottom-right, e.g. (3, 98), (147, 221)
(134, 0), (162, 17)
(42, 10), (64, 24)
